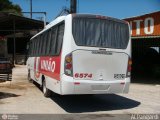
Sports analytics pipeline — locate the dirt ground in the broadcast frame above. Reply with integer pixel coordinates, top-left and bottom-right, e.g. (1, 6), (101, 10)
(0, 65), (160, 114)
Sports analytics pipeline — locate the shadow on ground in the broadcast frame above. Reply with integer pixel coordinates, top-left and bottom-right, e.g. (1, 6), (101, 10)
(32, 80), (141, 113)
(0, 92), (20, 99)
(132, 72), (160, 85)
(50, 94), (140, 113)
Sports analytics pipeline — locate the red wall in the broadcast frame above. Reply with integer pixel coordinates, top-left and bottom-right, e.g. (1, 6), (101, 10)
(124, 11), (160, 37)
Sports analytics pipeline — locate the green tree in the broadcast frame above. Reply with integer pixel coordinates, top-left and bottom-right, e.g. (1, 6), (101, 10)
(0, 0), (22, 16)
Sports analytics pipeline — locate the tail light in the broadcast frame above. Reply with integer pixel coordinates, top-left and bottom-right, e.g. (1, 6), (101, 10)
(64, 53), (73, 76)
(126, 58), (132, 77)
(0, 63), (11, 69)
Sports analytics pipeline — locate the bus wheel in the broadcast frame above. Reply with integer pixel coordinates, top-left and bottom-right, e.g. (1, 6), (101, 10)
(42, 79), (51, 97)
(28, 70), (32, 83)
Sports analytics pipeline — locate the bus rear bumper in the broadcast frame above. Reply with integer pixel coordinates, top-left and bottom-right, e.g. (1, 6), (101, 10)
(61, 75), (130, 95)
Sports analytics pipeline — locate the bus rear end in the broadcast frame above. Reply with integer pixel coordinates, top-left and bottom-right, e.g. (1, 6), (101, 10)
(61, 14), (131, 95)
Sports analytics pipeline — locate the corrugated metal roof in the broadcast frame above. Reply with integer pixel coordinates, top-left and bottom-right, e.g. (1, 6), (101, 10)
(0, 12), (45, 36)
(123, 10), (160, 20)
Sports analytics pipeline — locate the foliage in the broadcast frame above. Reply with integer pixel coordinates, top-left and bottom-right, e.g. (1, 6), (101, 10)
(0, 0), (22, 16)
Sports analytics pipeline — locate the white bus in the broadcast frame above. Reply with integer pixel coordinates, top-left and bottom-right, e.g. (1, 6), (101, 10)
(27, 14), (131, 97)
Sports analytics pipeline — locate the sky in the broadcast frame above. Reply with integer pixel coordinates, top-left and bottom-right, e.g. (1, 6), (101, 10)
(10, 0), (160, 22)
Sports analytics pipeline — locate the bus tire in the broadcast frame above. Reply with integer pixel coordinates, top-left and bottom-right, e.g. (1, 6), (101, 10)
(28, 70), (32, 83)
(42, 79), (51, 97)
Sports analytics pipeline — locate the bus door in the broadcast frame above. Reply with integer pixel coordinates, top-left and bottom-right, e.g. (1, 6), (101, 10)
(34, 57), (40, 80)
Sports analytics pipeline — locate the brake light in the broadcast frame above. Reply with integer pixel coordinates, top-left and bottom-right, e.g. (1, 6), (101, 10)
(0, 63), (10, 69)
(66, 63), (72, 69)
(127, 58), (132, 77)
(64, 53), (73, 76)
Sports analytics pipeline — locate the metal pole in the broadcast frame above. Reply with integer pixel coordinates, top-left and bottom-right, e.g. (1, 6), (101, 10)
(13, 19), (16, 65)
(22, 12), (46, 27)
(43, 13), (46, 28)
(70, 0), (77, 13)
(30, 0), (32, 18)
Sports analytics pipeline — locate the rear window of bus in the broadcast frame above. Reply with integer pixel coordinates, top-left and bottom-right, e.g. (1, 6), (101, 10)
(72, 16), (129, 49)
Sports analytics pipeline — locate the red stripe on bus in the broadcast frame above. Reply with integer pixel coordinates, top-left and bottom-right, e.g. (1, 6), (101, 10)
(39, 55), (61, 81)
(34, 53), (61, 81)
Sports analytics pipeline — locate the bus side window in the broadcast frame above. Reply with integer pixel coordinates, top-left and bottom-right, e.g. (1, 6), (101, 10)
(31, 40), (34, 56)
(41, 33), (46, 56)
(46, 30), (51, 55)
(29, 21), (65, 57)
(50, 28), (57, 55)
(30, 42), (32, 56)
(55, 23), (65, 55)
(37, 36), (40, 56)
(39, 35), (43, 56)
(33, 38), (36, 56)
(35, 37), (39, 56)
(36, 37), (39, 56)
(28, 41), (31, 56)
(44, 31), (48, 55)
